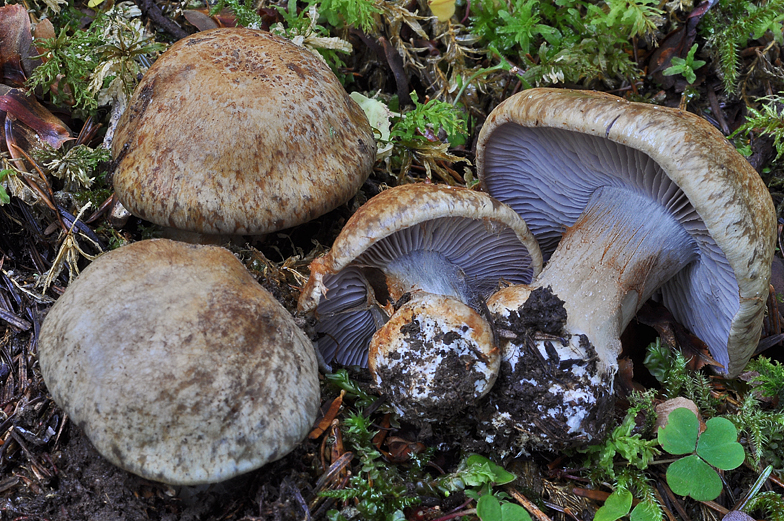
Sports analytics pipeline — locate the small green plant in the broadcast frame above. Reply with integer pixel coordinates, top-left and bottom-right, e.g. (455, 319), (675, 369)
(730, 97), (784, 161)
(436, 454), (531, 521)
(318, 0), (380, 33)
(324, 369), (378, 411)
(0, 169), (11, 205)
(594, 487), (661, 521)
(658, 408), (745, 501)
(745, 490), (784, 521)
(270, 0), (353, 78)
(662, 44), (706, 84)
(701, 0), (784, 95)
(583, 391), (662, 521)
(210, 0), (262, 28)
(727, 394), (784, 471)
(28, 27), (103, 113)
(33, 144), (111, 190)
(322, 411), (419, 521)
(583, 390), (660, 482)
(28, 4), (163, 116)
(643, 339), (718, 413)
(468, 0), (662, 87)
(390, 92), (467, 145)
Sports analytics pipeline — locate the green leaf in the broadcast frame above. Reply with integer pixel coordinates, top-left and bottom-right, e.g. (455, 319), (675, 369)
(0, 169), (10, 205)
(697, 417), (745, 470)
(630, 500), (662, 521)
(666, 454), (723, 501)
(464, 454), (516, 486)
(501, 502), (532, 521)
(595, 488), (632, 521)
(477, 494), (502, 520)
(658, 408), (699, 455)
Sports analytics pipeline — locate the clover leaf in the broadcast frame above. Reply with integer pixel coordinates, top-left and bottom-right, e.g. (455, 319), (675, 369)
(658, 408), (745, 501)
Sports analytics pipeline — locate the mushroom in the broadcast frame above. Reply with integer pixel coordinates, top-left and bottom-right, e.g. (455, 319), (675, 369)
(476, 88), (775, 380)
(111, 28), (375, 241)
(38, 239), (320, 485)
(299, 182), (543, 367)
(298, 183), (542, 420)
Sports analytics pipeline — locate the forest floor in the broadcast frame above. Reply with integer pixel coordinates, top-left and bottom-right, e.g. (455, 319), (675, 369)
(0, 0), (783, 519)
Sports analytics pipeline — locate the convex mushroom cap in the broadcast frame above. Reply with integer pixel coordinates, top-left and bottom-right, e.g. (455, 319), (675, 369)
(298, 182), (543, 369)
(112, 28), (375, 237)
(38, 239), (320, 485)
(477, 88), (776, 378)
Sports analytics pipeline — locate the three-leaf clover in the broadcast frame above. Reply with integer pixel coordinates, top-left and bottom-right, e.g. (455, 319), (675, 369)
(658, 408), (745, 501)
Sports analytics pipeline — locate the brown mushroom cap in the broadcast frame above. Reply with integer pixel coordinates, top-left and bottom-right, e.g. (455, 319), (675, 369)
(38, 239), (320, 485)
(112, 28), (375, 235)
(477, 88), (776, 377)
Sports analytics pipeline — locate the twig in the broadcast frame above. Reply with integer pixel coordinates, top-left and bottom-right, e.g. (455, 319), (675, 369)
(505, 486), (553, 521)
(134, 0), (188, 40)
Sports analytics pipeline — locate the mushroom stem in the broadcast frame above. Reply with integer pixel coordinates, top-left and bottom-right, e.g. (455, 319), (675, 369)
(383, 250), (473, 305)
(533, 185), (699, 371)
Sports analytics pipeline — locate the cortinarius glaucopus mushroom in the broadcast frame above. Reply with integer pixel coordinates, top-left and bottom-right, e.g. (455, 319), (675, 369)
(112, 28), (375, 238)
(38, 239), (320, 485)
(476, 88), (775, 379)
(299, 182), (543, 368)
(298, 183), (542, 420)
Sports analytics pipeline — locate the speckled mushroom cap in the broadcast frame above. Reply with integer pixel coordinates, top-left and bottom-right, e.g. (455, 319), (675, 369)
(476, 88), (776, 377)
(112, 28), (375, 235)
(38, 239), (320, 485)
(298, 183), (543, 368)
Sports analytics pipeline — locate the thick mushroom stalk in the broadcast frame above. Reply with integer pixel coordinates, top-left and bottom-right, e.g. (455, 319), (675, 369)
(535, 186), (698, 372)
(477, 88), (775, 379)
(475, 88), (776, 450)
(478, 187), (699, 448)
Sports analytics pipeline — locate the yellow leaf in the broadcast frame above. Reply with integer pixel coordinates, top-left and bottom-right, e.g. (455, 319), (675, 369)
(88, 0), (105, 8)
(429, 0), (455, 22)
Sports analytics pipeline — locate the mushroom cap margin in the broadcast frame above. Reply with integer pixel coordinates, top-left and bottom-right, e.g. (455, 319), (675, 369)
(298, 183), (543, 314)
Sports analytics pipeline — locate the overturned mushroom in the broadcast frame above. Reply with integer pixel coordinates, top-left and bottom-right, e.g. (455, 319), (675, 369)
(298, 183), (542, 419)
(112, 28), (375, 241)
(474, 88), (775, 445)
(478, 88), (775, 377)
(38, 239), (320, 485)
(299, 182), (543, 366)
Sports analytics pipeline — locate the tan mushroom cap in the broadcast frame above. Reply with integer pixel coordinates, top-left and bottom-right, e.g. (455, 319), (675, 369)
(477, 88), (776, 377)
(112, 28), (375, 235)
(38, 239), (320, 485)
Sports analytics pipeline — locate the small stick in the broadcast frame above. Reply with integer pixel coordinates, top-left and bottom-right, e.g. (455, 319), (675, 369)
(505, 486), (553, 521)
